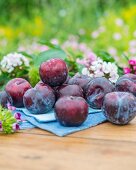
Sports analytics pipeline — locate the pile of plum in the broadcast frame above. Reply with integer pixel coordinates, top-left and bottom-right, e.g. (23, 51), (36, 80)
(0, 58), (136, 127)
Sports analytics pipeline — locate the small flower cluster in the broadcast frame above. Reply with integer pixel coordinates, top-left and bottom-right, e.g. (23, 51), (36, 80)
(0, 52), (29, 73)
(81, 57), (119, 83)
(62, 35), (97, 63)
(18, 42), (49, 54)
(18, 38), (59, 54)
(0, 104), (20, 134)
(123, 59), (136, 74)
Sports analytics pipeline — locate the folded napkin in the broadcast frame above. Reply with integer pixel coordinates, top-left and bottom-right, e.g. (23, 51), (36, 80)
(15, 107), (107, 137)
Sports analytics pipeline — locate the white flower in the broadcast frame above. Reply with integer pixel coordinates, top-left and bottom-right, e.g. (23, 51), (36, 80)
(109, 73), (119, 83)
(7, 67), (14, 73)
(0, 52), (29, 73)
(113, 33), (122, 40)
(51, 39), (59, 45)
(94, 70), (104, 77)
(102, 62), (110, 74)
(108, 47), (117, 56)
(129, 47), (136, 54)
(81, 57), (119, 83)
(91, 31), (100, 39)
(82, 68), (90, 76)
(129, 40), (136, 47)
(115, 18), (124, 26)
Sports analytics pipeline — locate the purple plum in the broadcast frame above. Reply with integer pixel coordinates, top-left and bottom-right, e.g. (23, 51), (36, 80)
(0, 91), (13, 108)
(68, 73), (91, 90)
(85, 77), (115, 109)
(23, 85), (55, 114)
(55, 84), (84, 99)
(5, 78), (32, 107)
(55, 96), (88, 126)
(103, 92), (136, 125)
(116, 73), (136, 96)
(39, 58), (68, 87)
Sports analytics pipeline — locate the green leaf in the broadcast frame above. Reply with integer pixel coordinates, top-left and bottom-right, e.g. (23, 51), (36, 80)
(28, 66), (40, 87)
(19, 51), (36, 59)
(97, 51), (115, 63)
(39, 40), (61, 50)
(121, 53), (130, 61)
(0, 74), (10, 90)
(34, 49), (67, 67)
(117, 66), (124, 76)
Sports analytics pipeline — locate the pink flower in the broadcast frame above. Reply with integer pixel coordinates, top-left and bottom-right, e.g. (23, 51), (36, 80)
(79, 43), (87, 52)
(12, 123), (20, 131)
(86, 52), (97, 62)
(0, 121), (2, 131)
(51, 39), (59, 45)
(39, 45), (49, 51)
(14, 112), (22, 121)
(129, 59), (136, 65)
(7, 103), (16, 111)
(123, 67), (131, 74)
(133, 65), (136, 71)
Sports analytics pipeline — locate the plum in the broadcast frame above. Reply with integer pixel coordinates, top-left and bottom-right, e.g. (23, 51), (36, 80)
(0, 91), (13, 108)
(23, 86), (55, 114)
(5, 78), (32, 107)
(55, 96), (88, 126)
(35, 81), (54, 92)
(85, 77), (115, 109)
(68, 73), (91, 90)
(116, 73), (136, 96)
(39, 58), (68, 87)
(103, 92), (136, 125)
(55, 84), (84, 99)
(35, 81), (56, 99)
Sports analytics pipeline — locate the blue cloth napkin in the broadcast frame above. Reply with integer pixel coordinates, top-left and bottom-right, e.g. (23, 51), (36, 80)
(15, 107), (107, 137)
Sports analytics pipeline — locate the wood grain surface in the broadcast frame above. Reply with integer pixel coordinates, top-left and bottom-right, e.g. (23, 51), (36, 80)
(1, 118), (136, 170)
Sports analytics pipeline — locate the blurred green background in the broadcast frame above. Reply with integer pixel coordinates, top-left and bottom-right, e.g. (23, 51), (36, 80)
(0, 0), (136, 58)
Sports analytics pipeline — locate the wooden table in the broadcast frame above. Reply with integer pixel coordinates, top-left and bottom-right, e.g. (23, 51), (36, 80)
(1, 118), (136, 170)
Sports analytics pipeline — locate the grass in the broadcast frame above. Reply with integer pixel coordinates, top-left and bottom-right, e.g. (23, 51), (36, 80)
(0, 0), (135, 56)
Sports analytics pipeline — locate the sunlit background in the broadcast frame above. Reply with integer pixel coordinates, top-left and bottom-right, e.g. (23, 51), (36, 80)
(0, 0), (136, 88)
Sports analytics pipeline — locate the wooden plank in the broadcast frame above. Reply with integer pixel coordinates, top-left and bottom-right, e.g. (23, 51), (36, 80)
(20, 117), (136, 142)
(71, 118), (136, 142)
(0, 132), (136, 170)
